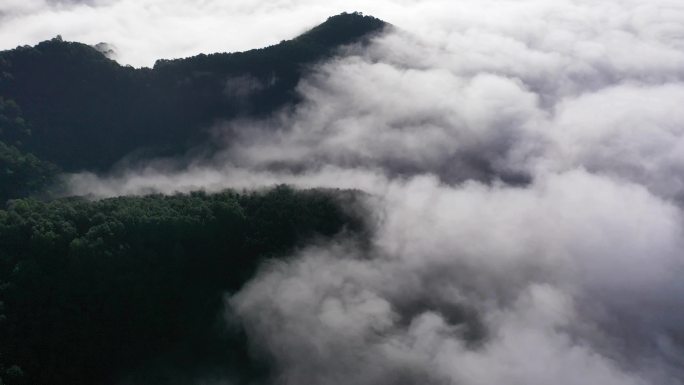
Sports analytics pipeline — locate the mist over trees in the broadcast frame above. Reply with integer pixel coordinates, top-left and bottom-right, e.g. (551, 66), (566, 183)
(1, 3), (683, 385)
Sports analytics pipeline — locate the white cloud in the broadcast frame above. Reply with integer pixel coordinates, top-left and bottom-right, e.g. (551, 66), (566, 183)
(231, 170), (684, 385)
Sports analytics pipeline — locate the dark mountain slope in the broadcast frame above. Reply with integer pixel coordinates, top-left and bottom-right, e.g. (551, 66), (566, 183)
(0, 98), (60, 205)
(0, 186), (367, 385)
(0, 141), (59, 204)
(0, 12), (386, 171)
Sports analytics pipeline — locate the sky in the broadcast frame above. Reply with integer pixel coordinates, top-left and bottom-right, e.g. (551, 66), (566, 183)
(5, 1), (684, 384)
(0, 0), (434, 67)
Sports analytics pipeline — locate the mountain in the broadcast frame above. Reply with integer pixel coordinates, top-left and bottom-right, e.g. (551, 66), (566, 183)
(0, 14), (380, 385)
(0, 12), (386, 173)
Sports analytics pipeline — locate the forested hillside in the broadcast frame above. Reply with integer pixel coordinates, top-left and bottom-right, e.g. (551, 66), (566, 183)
(0, 13), (385, 172)
(0, 11), (380, 385)
(0, 96), (60, 204)
(0, 186), (365, 385)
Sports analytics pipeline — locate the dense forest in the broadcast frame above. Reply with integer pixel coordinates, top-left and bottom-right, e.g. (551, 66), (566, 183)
(0, 186), (366, 385)
(0, 142), (59, 204)
(0, 13), (386, 172)
(0, 97), (60, 204)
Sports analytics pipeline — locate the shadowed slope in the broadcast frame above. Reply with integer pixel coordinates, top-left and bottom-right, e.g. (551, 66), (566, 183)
(0, 13), (386, 171)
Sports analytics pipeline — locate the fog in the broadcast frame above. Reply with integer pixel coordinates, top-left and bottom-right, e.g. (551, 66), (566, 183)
(57, 0), (684, 383)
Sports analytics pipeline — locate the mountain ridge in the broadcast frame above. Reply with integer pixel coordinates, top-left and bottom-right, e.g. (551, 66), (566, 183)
(0, 12), (387, 173)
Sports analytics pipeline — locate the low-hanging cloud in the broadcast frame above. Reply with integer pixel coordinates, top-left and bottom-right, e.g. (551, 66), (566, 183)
(56, 0), (684, 384)
(226, 172), (684, 385)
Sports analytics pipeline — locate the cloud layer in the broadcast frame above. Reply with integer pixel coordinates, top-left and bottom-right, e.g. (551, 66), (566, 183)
(46, 0), (684, 384)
